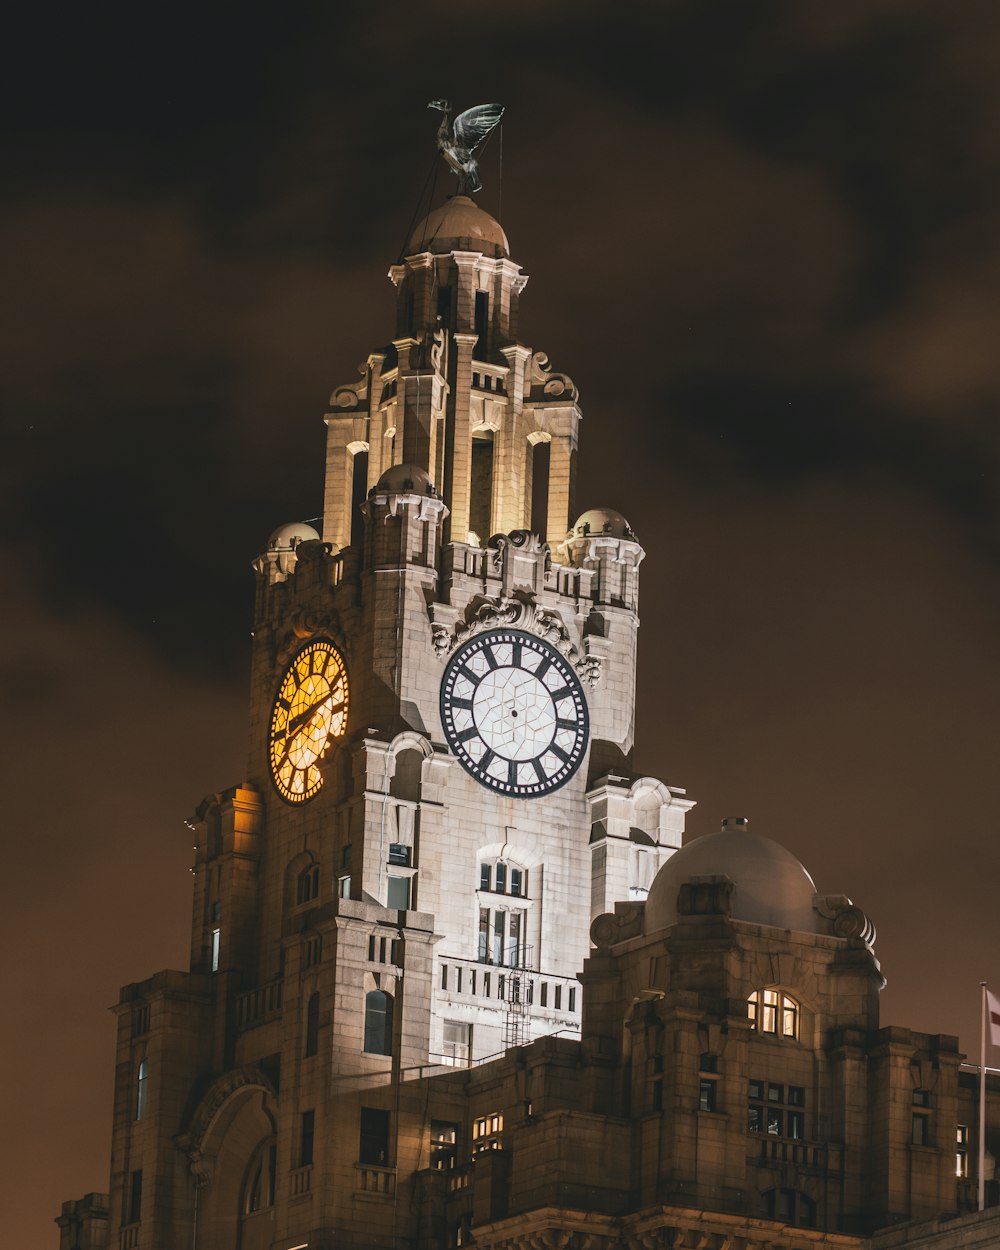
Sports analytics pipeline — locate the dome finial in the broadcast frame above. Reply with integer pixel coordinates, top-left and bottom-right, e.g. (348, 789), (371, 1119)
(428, 100), (504, 195)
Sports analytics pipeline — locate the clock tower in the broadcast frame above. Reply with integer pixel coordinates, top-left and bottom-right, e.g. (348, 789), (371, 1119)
(84, 191), (692, 1250)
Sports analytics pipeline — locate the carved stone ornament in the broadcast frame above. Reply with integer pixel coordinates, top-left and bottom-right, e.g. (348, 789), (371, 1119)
(488, 528), (552, 572)
(813, 893), (877, 946)
(276, 608), (348, 667)
(529, 351), (578, 401)
(431, 594), (603, 687)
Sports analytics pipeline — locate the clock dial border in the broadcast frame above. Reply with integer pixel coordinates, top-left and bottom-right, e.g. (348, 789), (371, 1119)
(440, 628), (589, 798)
(269, 639), (349, 805)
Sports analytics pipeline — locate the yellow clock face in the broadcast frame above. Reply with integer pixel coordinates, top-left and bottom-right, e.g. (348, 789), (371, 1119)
(269, 641), (349, 803)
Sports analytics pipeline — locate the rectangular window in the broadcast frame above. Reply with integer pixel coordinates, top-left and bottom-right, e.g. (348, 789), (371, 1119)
(210, 927), (221, 972)
(510, 868), (523, 897)
(957, 1124), (970, 1177)
(554, 985), (563, 1010)
(767, 1083), (783, 1103)
(568, 986), (577, 1013)
(300, 1109), (315, 1166)
(338, 874), (351, 899)
(787, 1110), (804, 1140)
(767, 1109), (783, 1136)
(480, 863), (491, 891)
(748, 1105), (763, 1133)
(135, 1059), (148, 1120)
(478, 908), (490, 962)
(749, 1079), (764, 1101)
(699, 1079), (717, 1112)
(507, 912), (521, 966)
(388, 843), (410, 867)
(360, 1107), (390, 1165)
(492, 911), (505, 965)
(913, 1088), (931, 1107)
(787, 1085), (805, 1106)
(912, 1113), (929, 1146)
(442, 1020), (471, 1066)
(211, 900), (221, 922)
(128, 1169), (142, 1224)
(387, 875), (411, 909)
(431, 1120), (459, 1170)
(494, 862), (507, 894)
(473, 290), (489, 360)
(133, 1003), (150, 1036)
(540, 983), (548, 1008)
(342, 843), (352, 869)
(441, 964), (448, 991)
(472, 1111), (503, 1153)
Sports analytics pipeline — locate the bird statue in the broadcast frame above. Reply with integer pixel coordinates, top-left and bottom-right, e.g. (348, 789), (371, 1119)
(428, 100), (505, 195)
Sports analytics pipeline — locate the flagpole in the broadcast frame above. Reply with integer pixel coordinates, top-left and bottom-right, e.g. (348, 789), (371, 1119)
(980, 981), (987, 1212)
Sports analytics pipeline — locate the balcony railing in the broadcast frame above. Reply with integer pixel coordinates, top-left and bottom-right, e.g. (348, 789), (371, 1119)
(752, 1133), (827, 1170)
(290, 1165), (312, 1197)
(438, 955), (580, 1018)
(119, 1224), (140, 1250)
(236, 978), (282, 1031)
(357, 1164), (395, 1196)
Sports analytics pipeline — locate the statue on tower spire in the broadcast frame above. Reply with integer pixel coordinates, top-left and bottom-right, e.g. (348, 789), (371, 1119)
(428, 99), (504, 194)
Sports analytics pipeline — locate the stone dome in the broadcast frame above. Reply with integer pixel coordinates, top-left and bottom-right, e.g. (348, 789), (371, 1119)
(406, 196), (509, 258)
(569, 507), (636, 541)
(267, 521), (321, 550)
(645, 823), (818, 935)
(373, 463), (437, 496)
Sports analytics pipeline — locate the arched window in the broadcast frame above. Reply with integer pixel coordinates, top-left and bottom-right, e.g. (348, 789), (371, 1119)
(135, 1058), (148, 1121)
(296, 864), (320, 906)
(363, 990), (394, 1056)
(477, 858), (530, 967)
(242, 1141), (277, 1215)
(748, 988), (799, 1039)
(305, 992), (320, 1058)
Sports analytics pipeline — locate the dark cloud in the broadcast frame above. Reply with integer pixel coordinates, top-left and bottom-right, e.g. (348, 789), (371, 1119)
(6, 3), (1000, 1243)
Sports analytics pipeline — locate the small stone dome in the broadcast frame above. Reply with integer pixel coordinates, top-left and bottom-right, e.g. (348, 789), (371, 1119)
(267, 521), (321, 550)
(645, 822), (818, 935)
(569, 507), (636, 541)
(406, 195), (509, 258)
(373, 463), (437, 496)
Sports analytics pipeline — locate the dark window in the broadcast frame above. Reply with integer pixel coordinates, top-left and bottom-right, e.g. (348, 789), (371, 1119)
(530, 439), (551, 539)
(296, 865), (319, 905)
(350, 450), (368, 549)
(767, 1083), (783, 1103)
(128, 1169), (142, 1224)
(342, 844), (352, 869)
(749, 1079), (806, 1141)
(360, 1107), (390, 1165)
(788, 1110), (804, 1139)
(431, 1120), (459, 1170)
(788, 1085), (805, 1106)
(748, 1105), (763, 1133)
(436, 285), (453, 329)
(510, 867), (524, 897)
(480, 863), (491, 891)
(364, 990), (394, 1055)
(912, 1113), (929, 1146)
(388, 843), (410, 867)
(300, 1110), (315, 1166)
(305, 993), (320, 1058)
(244, 1143), (276, 1214)
(699, 1079), (717, 1112)
(763, 1188), (815, 1228)
(749, 1079), (764, 1101)
(135, 1059), (148, 1120)
(913, 1088), (930, 1107)
(700, 1053), (718, 1074)
(473, 291), (489, 360)
(494, 862), (507, 894)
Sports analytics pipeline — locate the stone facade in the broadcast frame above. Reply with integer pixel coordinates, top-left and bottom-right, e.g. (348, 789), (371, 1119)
(58, 196), (999, 1250)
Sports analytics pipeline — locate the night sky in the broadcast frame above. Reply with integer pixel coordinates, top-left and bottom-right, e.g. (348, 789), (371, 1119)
(5, 3), (1000, 1242)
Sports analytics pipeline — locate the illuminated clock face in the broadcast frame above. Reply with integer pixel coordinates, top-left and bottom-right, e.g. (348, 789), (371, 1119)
(269, 641), (349, 804)
(440, 630), (589, 797)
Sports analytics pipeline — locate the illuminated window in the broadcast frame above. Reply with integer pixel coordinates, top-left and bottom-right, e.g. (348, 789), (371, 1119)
(472, 1111), (504, 1154)
(135, 1059), (148, 1121)
(748, 989), (798, 1038)
(364, 990), (394, 1056)
(430, 1120), (459, 1170)
(957, 1124), (970, 1177)
(296, 864), (320, 906)
(210, 928), (221, 973)
(338, 874), (352, 899)
(698, 1054), (719, 1112)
